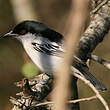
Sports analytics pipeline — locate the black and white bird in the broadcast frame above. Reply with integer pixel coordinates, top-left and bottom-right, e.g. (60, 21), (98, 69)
(3, 20), (106, 91)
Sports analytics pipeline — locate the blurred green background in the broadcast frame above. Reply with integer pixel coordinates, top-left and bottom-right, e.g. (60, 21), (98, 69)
(0, 0), (110, 110)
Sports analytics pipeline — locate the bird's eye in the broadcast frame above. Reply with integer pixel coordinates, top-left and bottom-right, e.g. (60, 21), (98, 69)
(20, 30), (26, 35)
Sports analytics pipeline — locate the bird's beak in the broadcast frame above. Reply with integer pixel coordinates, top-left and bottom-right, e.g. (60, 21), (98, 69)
(3, 31), (18, 38)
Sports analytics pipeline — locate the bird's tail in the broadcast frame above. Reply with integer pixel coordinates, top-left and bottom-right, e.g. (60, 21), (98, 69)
(72, 66), (107, 91)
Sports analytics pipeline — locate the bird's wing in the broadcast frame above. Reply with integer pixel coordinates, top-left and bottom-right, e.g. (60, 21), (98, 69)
(32, 40), (64, 57)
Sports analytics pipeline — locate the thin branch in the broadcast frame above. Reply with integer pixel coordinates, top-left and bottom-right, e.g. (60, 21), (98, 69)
(34, 96), (97, 107)
(69, 96), (97, 104)
(73, 72), (109, 110)
(89, 54), (110, 70)
(91, 0), (109, 14)
(10, 97), (27, 108)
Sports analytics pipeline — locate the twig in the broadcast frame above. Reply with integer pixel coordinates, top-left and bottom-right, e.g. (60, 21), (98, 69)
(91, 0), (109, 14)
(73, 72), (109, 110)
(89, 54), (110, 70)
(35, 96), (97, 107)
(69, 96), (97, 104)
(10, 97), (27, 108)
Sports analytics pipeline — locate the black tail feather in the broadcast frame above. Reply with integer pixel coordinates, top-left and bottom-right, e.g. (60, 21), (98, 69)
(72, 65), (107, 91)
(80, 69), (107, 91)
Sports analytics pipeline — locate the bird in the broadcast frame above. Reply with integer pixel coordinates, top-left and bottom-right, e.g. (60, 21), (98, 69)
(3, 20), (106, 91)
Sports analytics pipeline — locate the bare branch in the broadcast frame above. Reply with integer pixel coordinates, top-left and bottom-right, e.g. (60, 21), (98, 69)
(89, 54), (110, 70)
(32, 96), (97, 107)
(91, 0), (109, 14)
(68, 96), (97, 104)
(77, 1), (110, 62)
(73, 72), (109, 110)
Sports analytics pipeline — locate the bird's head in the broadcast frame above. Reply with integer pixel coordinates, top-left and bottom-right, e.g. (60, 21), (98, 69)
(3, 20), (63, 43)
(3, 20), (48, 41)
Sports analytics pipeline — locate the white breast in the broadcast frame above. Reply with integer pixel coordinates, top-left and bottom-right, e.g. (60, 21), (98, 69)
(22, 43), (62, 73)
(19, 33), (63, 73)
(24, 44), (63, 73)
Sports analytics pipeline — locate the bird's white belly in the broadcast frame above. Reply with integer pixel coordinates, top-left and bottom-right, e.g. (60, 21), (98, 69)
(24, 44), (63, 73)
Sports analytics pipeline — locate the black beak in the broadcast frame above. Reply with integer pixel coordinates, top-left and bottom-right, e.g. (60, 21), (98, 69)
(3, 31), (18, 38)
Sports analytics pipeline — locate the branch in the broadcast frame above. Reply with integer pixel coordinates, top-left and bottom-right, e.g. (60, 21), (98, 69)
(10, 73), (53, 110)
(73, 73), (109, 110)
(77, 1), (110, 62)
(91, 0), (109, 14)
(31, 96), (97, 107)
(89, 54), (110, 70)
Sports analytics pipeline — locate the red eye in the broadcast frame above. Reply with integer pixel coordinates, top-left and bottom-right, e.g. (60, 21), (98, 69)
(20, 30), (25, 34)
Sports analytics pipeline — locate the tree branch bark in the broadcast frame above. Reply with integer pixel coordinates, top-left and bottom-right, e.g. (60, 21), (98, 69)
(77, 1), (110, 62)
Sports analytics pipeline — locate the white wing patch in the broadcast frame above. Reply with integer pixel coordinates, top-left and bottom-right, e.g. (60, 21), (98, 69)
(32, 37), (64, 57)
